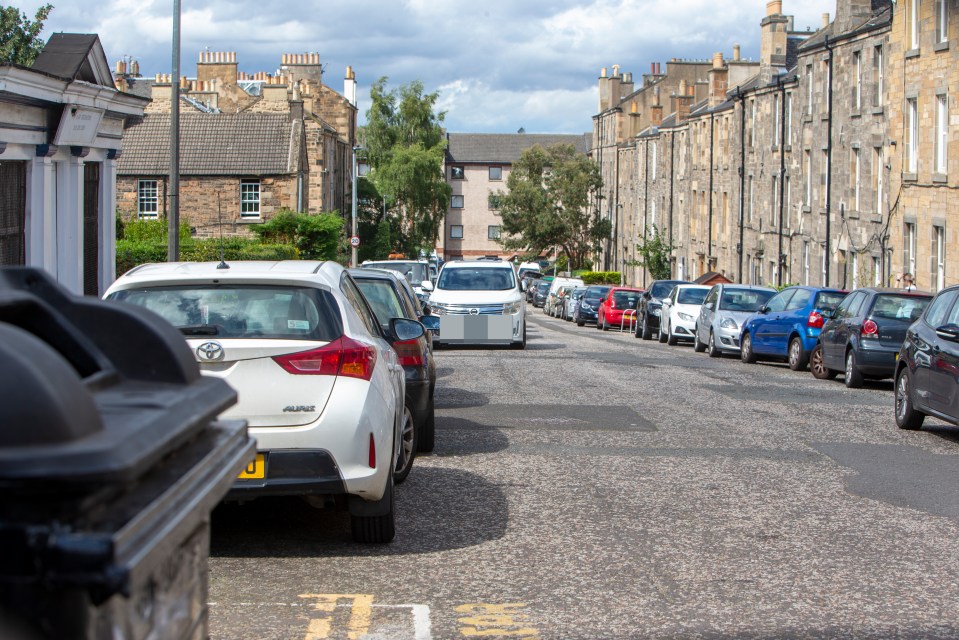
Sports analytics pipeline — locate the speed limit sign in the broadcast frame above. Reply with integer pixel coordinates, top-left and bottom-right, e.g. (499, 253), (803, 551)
(350, 236), (360, 248)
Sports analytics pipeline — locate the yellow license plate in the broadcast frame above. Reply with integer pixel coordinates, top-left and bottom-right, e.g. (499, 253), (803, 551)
(237, 453), (265, 479)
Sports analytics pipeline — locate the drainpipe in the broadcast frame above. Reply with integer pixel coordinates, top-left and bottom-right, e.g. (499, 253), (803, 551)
(643, 137), (650, 288)
(613, 145), (620, 272)
(777, 75), (787, 286)
(708, 112), (715, 272)
(824, 37), (834, 287)
(668, 131), (675, 248)
(736, 87), (746, 282)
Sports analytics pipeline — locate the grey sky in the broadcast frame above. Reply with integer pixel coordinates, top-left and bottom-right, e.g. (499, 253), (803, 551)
(17, 0), (836, 133)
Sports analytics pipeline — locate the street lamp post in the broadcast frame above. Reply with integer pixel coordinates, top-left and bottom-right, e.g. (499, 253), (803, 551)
(351, 146), (359, 267)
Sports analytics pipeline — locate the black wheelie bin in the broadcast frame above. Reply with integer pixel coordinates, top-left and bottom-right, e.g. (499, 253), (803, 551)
(0, 267), (255, 639)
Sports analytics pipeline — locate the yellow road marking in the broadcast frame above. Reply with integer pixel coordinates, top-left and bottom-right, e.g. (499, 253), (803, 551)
(455, 603), (540, 638)
(299, 594), (374, 640)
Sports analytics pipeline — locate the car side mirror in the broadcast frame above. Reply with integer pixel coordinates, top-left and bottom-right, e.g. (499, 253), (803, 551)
(759, 305), (769, 314)
(520, 281), (527, 292)
(389, 317), (425, 342)
(421, 304), (432, 316)
(421, 281), (434, 292)
(935, 324), (959, 342)
(419, 315), (440, 332)
(705, 302), (715, 311)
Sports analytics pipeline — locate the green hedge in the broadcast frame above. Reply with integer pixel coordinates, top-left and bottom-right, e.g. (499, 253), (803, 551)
(580, 271), (622, 285)
(116, 238), (298, 275)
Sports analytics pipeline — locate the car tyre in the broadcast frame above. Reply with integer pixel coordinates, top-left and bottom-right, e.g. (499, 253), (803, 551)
(895, 367), (925, 430)
(393, 405), (416, 484)
(666, 321), (679, 346)
(844, 350), (864, 389)
(418, 403), (435, 452)
(740, 332), (757, 363)
(707, 331), (721, 358)
(511, 323), (527, 349)
(577, 319), (585, 327)
(810, 344), (837, 380)
(788, 336), (809, 371)
(658, 321), (669, 343)
(693, 326), (707, 352)
(351, 475), (396, 544)
(641, 314), (653, 340)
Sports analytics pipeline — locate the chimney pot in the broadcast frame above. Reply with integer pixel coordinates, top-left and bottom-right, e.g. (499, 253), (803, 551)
(766, 0), (782, 16)
(822, 12), (830, 28)
(733, 43), (741, 61)
(713, 52), (724, 69)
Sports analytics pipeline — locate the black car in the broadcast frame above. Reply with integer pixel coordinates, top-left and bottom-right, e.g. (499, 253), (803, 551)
(350, 268), (438, 460)
(574, 285), (612, 326)
(810, 287), (932, 388)
(895, 284), (959, 430)
(525, 278), (543, 303)
(636, 279), (689, 339)
(532, 280), (552, 308)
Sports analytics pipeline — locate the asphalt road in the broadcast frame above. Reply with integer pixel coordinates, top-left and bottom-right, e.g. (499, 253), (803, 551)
(208, 310), (959, 639)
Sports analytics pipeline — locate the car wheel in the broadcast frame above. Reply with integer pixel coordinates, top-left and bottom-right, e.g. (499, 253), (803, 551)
(788, 337), (809, 371)
(693, 326), (706, 352)
(844, 350), (864, 389)
(641, 314), (653, 340)
(707, 331), (721, 358)
(666, 321), (679, 346)
(658, 320), (669, 343)
(741, 332), (757, 363)
(418, 403), (435, 452)
(810, 344), (837, 380)
(511, 323), (527, 349)
(895, 367), (925, 430)
(393, 405), (416, 484)
(577, 319), (585, 327)
(351, 475), (396, 544)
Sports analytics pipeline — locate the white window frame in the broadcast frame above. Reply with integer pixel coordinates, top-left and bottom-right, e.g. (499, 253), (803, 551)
(772, 175), (779, 228)
(853, 148), (861, 212)
(821, 248), (827, 287)
(936, 94), (948, 174)
(873, 45), (884, 108)
(937, 0), (949, 44)
(935, 225), (946, 290)
(804, 150), (812, 206)
(803, 241), (810, 286)
(873, 256), (882, 286)
(910, 0), (921, 50)
(748, 176), (754, 223)
(806, 64), (814, 114)
(821, 150), (828, 208)
(137, 179), (159, 219)
(905, 221), (917, 275)
(852, 251), (859, 289)
(773, 93), (781, 146)
(853, 51), (862, 111)
(907, 97), (919, 174)
(874, 146), (884, 215)
(651, 142), (658, 180)
(240, 179), (261, 218)
(785, 92), (793, 145)
(784, 175), (791, 229)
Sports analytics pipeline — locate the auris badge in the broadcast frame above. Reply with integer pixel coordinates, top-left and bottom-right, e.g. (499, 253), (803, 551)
(469, 308), (480, 315)
(197, 341), (225, 362)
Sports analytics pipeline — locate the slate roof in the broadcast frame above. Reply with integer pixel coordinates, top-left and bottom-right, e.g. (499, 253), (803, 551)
(446, 133), (591, 164)
(32, 33), (115, 88)
(117, 113), (302, 176)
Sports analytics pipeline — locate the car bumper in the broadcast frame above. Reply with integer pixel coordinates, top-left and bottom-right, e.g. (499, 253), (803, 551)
(855, 343), (899, 376)
(715, 326), (742, 352)
(645, 308), (663, 328)
(576, 309), (598, 323)
(228, 449), (346, 500)
(670, 316), (697, 339)
(406, 377), (432, 430)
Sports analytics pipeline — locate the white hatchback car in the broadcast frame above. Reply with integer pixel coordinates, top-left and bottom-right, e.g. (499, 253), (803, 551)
(104, 260), (417, 543)
(660, 284), (711, 345)
(428, 260), (526, 348)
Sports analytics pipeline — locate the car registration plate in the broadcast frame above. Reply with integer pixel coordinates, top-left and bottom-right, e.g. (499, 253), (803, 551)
(237, 453), (265, 479)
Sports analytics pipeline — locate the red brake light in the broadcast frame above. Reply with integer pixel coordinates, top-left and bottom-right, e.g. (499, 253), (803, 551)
(808, 311), (824, 329)
(273, 336), (377, 380)
(393, 338), (425, 367)
(862, 319), (879, 337)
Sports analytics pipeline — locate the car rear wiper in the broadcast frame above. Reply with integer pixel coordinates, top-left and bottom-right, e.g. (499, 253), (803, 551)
(179, 324), (219, 336)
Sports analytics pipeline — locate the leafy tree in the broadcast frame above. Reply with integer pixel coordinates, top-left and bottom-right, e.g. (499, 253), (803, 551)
(251, 210), (343, 260)
(360, 77), (450, 258)
(496, 143), (607, 271)
(632, 225), (674, 280)
(0, 4), (52, 66)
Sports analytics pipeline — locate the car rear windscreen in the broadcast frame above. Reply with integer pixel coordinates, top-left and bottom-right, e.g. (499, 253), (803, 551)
(814, 291), (846, 314)
(108, 285), (343, 340)
(719, 289), (775, 311)
(613, 291), (641, 308)
(365, 261), (430, 284)
(870, 294), (932, 321)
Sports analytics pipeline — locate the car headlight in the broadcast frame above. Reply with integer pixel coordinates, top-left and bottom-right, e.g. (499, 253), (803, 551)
(431, 302), (448, 315)
(720, 317), (738, 330)
(504, 301), (522, 315)
(581, 303), (592, 311)
(678, 312), (694, 322)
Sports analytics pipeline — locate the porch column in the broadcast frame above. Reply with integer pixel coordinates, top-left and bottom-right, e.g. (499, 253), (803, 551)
(99, 153), (118, 291)
(56, 153), (85, 295)
(26, 148), (57, 275)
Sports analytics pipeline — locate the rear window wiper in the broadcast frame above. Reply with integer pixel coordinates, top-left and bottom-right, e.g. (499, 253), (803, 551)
(179, 324), (220, 336)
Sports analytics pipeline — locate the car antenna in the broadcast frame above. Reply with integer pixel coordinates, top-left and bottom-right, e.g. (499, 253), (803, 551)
(215, 190), (229, 269)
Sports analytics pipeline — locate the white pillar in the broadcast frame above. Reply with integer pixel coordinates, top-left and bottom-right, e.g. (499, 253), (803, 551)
(56, 155), (85, 295)
(99, 157), (118, 292)
(25, 154), (57, 275)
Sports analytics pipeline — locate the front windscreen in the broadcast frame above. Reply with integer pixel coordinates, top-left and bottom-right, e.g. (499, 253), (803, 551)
(718, 288), (775, 312)
(650, 282), (677, 299)
(677, 288), (709, 305)
(438, 268), (516, 291)
(108, 285), (343, 340)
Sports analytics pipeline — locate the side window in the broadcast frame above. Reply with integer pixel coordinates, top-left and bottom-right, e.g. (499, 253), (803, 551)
(786, 289), (812, 310)
(843, 292), (867, 318)
(925, 290), (959, 328)
(765, 290), (794, 312)
(705, 287), (720, 308)
(835, 292), (862, 318)
(340, 274), (381, 337)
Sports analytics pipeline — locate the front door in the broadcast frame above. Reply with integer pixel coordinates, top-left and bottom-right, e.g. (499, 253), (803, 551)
(926, 294), (959, 420)
(83, 163), (100, 296)
(0, 161), (26, 266)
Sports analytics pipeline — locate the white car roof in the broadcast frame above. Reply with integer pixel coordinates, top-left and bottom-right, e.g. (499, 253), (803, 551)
(442, 260), (512, 269)
(109, 260), (342, 290)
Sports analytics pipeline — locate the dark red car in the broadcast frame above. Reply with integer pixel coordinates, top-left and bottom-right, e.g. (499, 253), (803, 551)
(597, 287), (644, 331)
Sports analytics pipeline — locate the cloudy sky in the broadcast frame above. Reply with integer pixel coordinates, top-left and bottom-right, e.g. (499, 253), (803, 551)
(18, 0), (835, 133)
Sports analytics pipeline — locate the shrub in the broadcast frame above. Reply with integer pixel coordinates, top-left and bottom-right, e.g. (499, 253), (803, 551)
(580, 271), (622, 285)
(251, 210), (342, 260)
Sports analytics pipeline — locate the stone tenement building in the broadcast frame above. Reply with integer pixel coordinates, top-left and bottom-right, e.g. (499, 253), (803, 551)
(597, 0), (952, 292)
(115, 52), (357, 237)
(887, 0), (958, 292)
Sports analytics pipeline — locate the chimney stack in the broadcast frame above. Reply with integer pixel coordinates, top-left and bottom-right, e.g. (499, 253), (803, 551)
(822, 13), (830, 28)
(344, 66), (357, 107)
(733, 43), (741, 61)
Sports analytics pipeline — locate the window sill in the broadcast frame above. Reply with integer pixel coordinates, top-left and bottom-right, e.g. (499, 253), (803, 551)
(933, 173), (948, 183)
(238, 217), (262, 223)
(905, 48), (920, 59)
(846, 209), (860, 220)
(871, 106), (884, 116)
(934, 41), (950, 53)
(851, 111), (861, 119)
(802, 205), (811, 214)
(903, 172), (918, 182)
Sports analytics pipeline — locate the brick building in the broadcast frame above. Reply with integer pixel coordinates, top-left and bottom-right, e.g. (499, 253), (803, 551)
(115, 52), (357, 236)
(887, 0), (958, 291)
(441, 133), (590, 260)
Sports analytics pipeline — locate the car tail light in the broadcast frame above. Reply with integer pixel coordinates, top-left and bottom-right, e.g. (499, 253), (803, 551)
(368, 433), (376, 468)
(861, 319), (879, 338)
(273, 336), (377, 380)
(808, 311), (824, 329)
(392, 338), (425, 367)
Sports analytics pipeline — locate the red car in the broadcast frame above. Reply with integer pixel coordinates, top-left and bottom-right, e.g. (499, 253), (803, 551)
(597, 287), (644, 331)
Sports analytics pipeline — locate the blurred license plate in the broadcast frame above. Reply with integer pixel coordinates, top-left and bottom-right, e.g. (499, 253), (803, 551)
(440, 315), (512, 341)
(237, 453), (265, 479)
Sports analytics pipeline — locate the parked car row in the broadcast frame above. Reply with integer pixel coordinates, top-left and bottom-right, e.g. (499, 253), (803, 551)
(104, 260), (442, 544)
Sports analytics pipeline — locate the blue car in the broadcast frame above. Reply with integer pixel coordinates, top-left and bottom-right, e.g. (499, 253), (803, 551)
(739, 286), (847, 370)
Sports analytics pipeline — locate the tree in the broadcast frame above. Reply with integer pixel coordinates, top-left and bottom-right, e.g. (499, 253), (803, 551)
(632, 224), (674, 280)
(496, 143), (607, 271)
(0, 4), (52, 66)
(360, 77), (451, 258)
